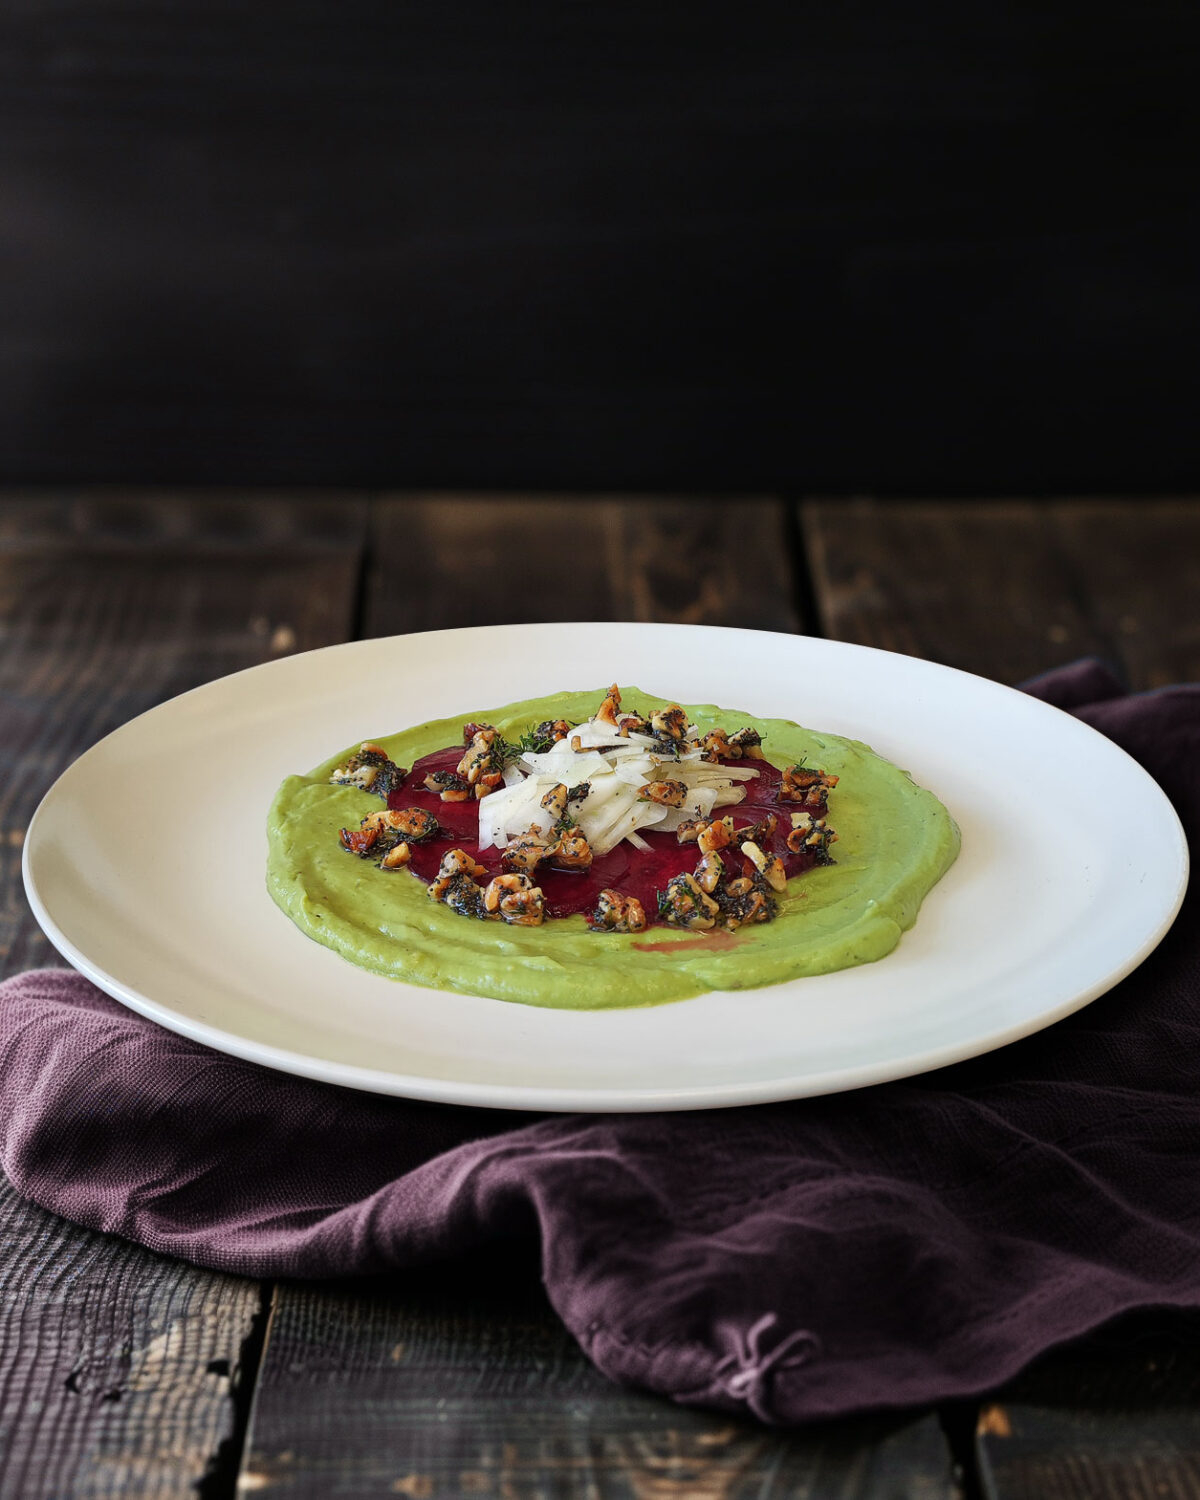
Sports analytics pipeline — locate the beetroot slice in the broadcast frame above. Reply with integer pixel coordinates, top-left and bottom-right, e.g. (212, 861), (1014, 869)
(387, 747), (823, 923)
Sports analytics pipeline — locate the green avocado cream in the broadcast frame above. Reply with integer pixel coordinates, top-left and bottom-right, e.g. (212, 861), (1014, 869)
(266, 687), (960, 1009)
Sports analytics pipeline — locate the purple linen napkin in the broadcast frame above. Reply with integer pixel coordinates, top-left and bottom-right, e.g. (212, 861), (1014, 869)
(2, 661), (1196, 1424)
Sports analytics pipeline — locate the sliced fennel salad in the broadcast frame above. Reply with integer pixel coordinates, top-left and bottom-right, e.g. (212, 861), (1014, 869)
(477, 717), (759, 857)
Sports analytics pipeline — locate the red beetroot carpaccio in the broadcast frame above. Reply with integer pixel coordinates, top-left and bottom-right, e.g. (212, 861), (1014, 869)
(388, 746), (827, 924)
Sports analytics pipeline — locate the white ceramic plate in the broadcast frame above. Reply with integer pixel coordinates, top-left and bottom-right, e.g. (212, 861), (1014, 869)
(23, 624), (1189, 1112)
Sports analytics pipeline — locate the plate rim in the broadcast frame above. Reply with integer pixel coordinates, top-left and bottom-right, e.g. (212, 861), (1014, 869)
(22, 623), (1191, 1113)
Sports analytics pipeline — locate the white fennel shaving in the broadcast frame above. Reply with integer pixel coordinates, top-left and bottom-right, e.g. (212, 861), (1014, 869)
(476, 717), (759, 853)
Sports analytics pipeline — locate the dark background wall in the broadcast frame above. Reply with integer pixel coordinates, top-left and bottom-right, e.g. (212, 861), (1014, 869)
(1, 1), (1197, 493)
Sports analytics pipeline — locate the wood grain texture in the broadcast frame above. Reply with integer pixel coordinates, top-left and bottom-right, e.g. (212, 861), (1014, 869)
(802, 497), (1200, 689)
(0, 491), (370, 553)
(1050, 499), (1200, 690)
(365, 495), (802, 637)
(0, 492), (368, 975)
(0, 492), (367, 1495)
(976, 1316), (1200, 1500)
(0, 1177), (262, 1499)
(241, 1260), (960, 1498)
(801, 499), (1114, 684)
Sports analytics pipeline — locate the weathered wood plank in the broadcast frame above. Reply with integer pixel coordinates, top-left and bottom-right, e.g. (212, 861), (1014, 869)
(0, 490), (369, 553)
(365, 495), (802, 637)
(976, 1317), (1200, 1500)
(0, 1160), (263, 1498)
(241, 1260), (960, 1498)
(0, 492), (368, 1497)
(0, 492), (368, 975)
(1050, 499), (1200, 690)
(801, 499), (1112, 685)
(801, 497), (1200, 691)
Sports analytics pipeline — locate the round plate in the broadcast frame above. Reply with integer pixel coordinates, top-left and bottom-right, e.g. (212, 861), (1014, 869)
(23, 624), (1189, 1112)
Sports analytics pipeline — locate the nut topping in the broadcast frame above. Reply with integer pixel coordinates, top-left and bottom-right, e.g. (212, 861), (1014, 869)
(329, 743), (406, 799)
(366, 807), (439, 842)
(785, 811), (838, 863)
(650, 705), (689, 746)
(638, 780), (689, 808)
(741, 839), (787, 892)
(457, 726), (500, 785)
(657, 872), (720, 931)
(699, 727), (733, 762)
(339, 807), (438, 863)
(482, 873), (545, 926)
(694, 851), (726, 894)
(596, 684), (622, 727)
(589, 890), (648, 933)
(546, 829), (593, 872)
(426, 848), (490, 918)
(697, 817), (734, 855)
(540, 783), (569, 820)
(780, 765), (839, 810)
(502, 826), (555, 876)
(424, 769), (472, 802)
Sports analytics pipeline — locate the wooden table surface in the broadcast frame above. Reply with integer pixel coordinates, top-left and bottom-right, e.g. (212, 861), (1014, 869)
(1, 492), (1198, 1499)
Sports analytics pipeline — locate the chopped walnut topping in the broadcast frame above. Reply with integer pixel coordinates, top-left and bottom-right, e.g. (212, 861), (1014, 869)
(589, 889), (648, 933)
(502, 826), (554, 876)
(535, 719), (572, 745)
(540, 783), (569, 820)
(340, 806), (438, 862)
(350, 687), (835, 937)
(338, 825), (379, 857)
(715, 877), (775, 930)
(365, 807), (439, 842)
(728, 727), (765, 760)
(434, 848), (488, 883)
(785, 811), (838, 863)
(780, 765), (839, 810)
(638, 780), (689, 808)
(699, 727), (733, 762)
(697, 817), (734, 855)
(457, 726), (500, 785)
(482, 873), (545, 926)
(427, 848), (490, 918)
(650, 705), (689, 745)
(734, 813), (778, 846)
(694, 851), (726, 894)
(503, 820), (593, 875)
(424, 769), (472, 802)
(657, 872), (720, 931)
(741, 839), (787, 892)
(596, 684), (622, 726)
(329, 743), (406, 799)
(547, 829), (593, 872)
(441, 877), (490, 919)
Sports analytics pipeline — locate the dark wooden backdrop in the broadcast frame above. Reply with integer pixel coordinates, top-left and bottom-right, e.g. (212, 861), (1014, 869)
(1, 0), (1197, 493)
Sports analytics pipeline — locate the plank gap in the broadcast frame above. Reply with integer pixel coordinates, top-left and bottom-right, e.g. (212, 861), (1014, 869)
(194, 1280), (274, 1500)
